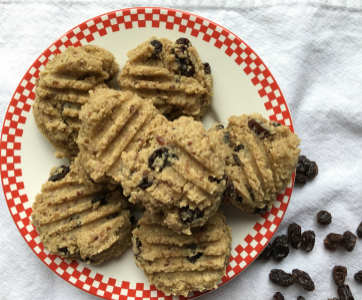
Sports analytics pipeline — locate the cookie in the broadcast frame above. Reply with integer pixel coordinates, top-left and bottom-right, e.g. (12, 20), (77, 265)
(118, 37), (213, 120)
(119, 115), (226, 234)
(132, 210), (232, 296)
(77, 88), (159, 183)
(210, 113), (300, 214)
(32, 45), (119, 158)
(31, 157), (132, 265)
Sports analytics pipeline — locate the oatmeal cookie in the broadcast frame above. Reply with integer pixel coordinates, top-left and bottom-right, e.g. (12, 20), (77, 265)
(32, 45), (119, 158)
(132, 210), (231, 296)
(119, 115), (226, 234)
(210, 113), (300, 214)
(31, 157), (132, 265)
(118, 37), (213, 120)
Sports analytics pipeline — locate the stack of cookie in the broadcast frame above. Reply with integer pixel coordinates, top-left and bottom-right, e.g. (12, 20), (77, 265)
(31, 38), (300, 297)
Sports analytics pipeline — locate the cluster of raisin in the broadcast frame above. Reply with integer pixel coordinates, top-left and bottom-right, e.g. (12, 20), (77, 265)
(295, 155), (318, 184)
(257, 235), (289, 262)
(269, 269), (315, 291)
(288, 223), (316, 252)
(329, 266), (357, 300)
(324, 231), (357, 252)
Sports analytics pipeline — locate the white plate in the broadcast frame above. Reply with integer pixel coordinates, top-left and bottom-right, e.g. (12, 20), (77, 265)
(0, 7), (295, 300)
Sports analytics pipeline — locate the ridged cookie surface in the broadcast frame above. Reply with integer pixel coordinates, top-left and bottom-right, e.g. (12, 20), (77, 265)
(120, 115), (226, 234)
(32, 45), (119, 158)
(31, 157), (132, 265)
(210, 113), (300, 214)
(77, 88), (159, 183)
(118, 37), (213, 120)
(132, 210), (231, 296)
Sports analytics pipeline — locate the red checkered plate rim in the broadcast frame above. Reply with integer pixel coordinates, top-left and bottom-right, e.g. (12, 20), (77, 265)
(0, 7), (295, 300)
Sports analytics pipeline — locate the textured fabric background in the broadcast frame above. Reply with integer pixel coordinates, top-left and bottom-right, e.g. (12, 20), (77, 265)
(1, 1), (362, 299)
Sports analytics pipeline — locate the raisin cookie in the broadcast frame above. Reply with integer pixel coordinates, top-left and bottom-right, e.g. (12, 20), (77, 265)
(118, 37), (213, 120)
(32, 45), (119, 158)
(119, 115), (226, 234)
(132, 210), (231, 296)
(210, 113), (300, 214)
(77, 88), (159, 183)
(31, 157), (132, 265)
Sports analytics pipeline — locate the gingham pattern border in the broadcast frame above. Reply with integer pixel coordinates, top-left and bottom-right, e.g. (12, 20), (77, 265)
(0, 7), (294, 300)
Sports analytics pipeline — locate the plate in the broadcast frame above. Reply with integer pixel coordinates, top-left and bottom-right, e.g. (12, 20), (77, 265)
(0, 7), (295, 300)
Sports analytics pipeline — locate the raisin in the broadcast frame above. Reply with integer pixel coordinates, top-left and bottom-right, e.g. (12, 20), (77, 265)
(148, 147), (169, 172)
(317, 210), (332, 225)
(176, 37), (191, 46)
(150, 40), (163, 58)
(221, 179), (235, 204)
(57, 247), (70, 255)
(215, 124), (224, 130)
(235, 193), (243, 203)
(203, 62), (211, 74)
(91, 194), (108, 206)
(356, 221), (362, 238)
(79, 256), (95, 263)
(301, 230), (315, 252)
(234, 144), (245, 152)
(179, 57), (195, 77)
(187, 243), (197, 254)
(333, 266), (347, 286)
(354, 271), (362, 283)
(208, 176), (223, 184)
(324, 233), (343, 251)
(337, 284), (354, 300)
(295, 173), (307, 184)
(297, 297), (305, 300)
(253, 206), (267, 215)
(341, 231), (357, 252)
(306, 161), (318, 179)
(223, 131), (231, 144)
(180, 206), (204, 224)
(233, 153), (242, 167)
(257, 243), (272, 260)
(135, 238), (142, 255)
(106, 212), (119, 220)
(288, 223), (302, 249)
(248, 119), (271, 139)
(138, 176), (153, 190)
(273, 292), (285, 300)
(186, 252), (202, 264)
(273, 122), (281, 127)
(292, 269), (315, 291)
(272, 235), (289, 262)
(48, 165), (70, 182)
(269, 269), (294, 287)
(296, 155), (310, 174)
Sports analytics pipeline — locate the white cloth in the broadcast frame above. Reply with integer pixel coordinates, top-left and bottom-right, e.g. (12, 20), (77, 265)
(1, 1), (362, 299)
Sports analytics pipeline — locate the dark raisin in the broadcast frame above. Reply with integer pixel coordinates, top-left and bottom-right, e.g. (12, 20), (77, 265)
(221, 179), (235, 204)
(354, 271), (362, 283)
(203, 62), (211, 74)
(297, 297), (305, 300)
(187, 243), (197, 254)
(79, 256), (95, 263)
(288, 223), (302, 249)
(273, 292), (285, 300)
(306, 161), (318, 179)
(148, 147), (169, 172)
(186, 252), (202, 264)
(208, 176), (223, 184)
(176, 37), (191, 46)
(138, 176), (153, 190)
(233, 153), (242, 167)
(215, 124), (224, 130)
(257, 243), (272, 260)
(324, 233), (343, 251)
(253, 206), (267, 215)
(180, 206), (204, 224)
(235, 193), (243, 203)
(233, 144), (245, 152)
(91, 194), (108, 206)
(57, 247), (70, 255)
(170, 153), (179, 161)
(135, 237), (142, 255)
(292, 269), (315, 291)
(301, 230), (315, 252)
(333, 266), (347, 286)
(179, 58), (195, 77)
(337, 284), (354, 300)
(248, 119), (271, 139)
(223, 131), (231, 144)
(317, 210), (332, 225)
(295, 173), (307, 185)
(272, 235), (289, 262)
(48, 165), (70, 182)
(106, 212), (119, 220)
(150, 40), (163, 58)
(273, 122), (282, 127)
(341, 231), (357, 252)
(357, 221), (362, 238)
(296, 155), (310, 174)
(269, 269), (294, 287)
